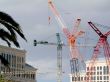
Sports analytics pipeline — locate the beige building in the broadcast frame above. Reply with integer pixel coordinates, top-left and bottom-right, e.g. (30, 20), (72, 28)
(0, 45), (37, 82)
(70, 59), (109, 82)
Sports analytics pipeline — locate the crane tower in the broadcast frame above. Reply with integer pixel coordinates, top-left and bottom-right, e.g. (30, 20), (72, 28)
(48, 0), (85, 81)
(34, 33), (63, 82)
(85, 22), (110, 82)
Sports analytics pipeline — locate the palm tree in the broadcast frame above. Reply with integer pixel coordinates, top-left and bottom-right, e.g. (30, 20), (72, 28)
(0, 11), (27, 67)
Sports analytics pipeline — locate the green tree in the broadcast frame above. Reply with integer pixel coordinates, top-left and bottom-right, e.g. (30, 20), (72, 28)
(0, 11), (27, 67)
(0, 74), (5, 82)
(0, 74), (13, 82)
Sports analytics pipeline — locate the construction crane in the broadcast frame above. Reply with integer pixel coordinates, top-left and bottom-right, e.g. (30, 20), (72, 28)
(34, 33), (63, 82)
(92, 22), (110, 29)
(85, 22), (110, 82)
(48, 0), (85, 81)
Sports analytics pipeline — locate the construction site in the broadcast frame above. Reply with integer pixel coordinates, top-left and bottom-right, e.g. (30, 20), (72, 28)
(33, 0), (110, 82)
(0, 0), (109, 82)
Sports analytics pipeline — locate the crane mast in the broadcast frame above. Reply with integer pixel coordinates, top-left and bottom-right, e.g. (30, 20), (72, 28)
(34, 33), (63, 82)
(56, 33), (62, 82)
(48, 0), (85, 82)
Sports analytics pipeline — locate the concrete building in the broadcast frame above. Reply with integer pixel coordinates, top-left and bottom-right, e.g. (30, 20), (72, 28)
(70, 58), (109, 82)
(0, 45), (37, 82)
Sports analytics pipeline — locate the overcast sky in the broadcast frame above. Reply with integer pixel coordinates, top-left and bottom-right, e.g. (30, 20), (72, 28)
(0, 0), (110, 82)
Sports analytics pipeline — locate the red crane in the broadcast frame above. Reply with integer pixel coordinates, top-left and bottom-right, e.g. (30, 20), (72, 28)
(85, 22), (110, 82)
(48, 0), (85, 80)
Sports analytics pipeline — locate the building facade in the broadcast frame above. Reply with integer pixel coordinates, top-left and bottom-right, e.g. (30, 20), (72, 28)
(0, 45), (37, 82)
(70, 59), (109, 82)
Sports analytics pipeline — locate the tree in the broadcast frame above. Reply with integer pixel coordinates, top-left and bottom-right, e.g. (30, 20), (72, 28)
(0, 74), (5, 82)
(0, 11), (27, 67)
(0, 74), (13, 82)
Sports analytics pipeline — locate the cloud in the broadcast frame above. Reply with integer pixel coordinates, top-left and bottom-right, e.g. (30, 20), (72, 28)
(54, 0), (110, 13)
(0, 0), (110, 82)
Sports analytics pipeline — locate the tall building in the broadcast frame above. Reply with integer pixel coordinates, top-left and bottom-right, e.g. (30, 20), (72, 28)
(0, 45), (37, 82)
(70, 59), (109, 82)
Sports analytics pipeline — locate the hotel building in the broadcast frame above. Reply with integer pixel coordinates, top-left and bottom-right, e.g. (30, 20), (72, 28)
(0, 45), (37, 82)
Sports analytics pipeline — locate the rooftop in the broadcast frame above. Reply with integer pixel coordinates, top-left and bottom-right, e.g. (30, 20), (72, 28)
(25, 63), (37, 71)
(86, 58), (107, 64)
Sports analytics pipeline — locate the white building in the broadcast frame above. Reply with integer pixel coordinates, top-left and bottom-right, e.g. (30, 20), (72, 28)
(0, 45), (37, 82)
(70, 59), (109, 82)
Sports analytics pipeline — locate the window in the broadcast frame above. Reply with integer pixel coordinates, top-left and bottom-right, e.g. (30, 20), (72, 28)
(78, 77), (80, 81)
(22, 57), (24, 63)
(100, 66), (102, 70)
(94, 72), (96, 75)
(100, 71), (102, 75)
(97, 71), (99, 75)
(9, 55), (11, 64)
(94, 67), (96, 71)
(81, 77), (83, 81)
(103, 66), (109, 75)
(94, 76), (96, 80)
(87, 67), (89, 71)
(72, 77), (75, 81)
(103, 76), (109, 80)
(97, 76), (99, 80)
(100, 76), (102, 80)
(107, 76), (109, 80)
(97, 66), (99, 70)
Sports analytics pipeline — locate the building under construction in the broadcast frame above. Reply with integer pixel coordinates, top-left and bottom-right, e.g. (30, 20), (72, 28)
(48, 0), (110, 82)
(70, 58), (109, 82)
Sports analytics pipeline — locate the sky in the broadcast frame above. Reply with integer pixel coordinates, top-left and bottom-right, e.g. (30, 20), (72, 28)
(0, 0), (110, 82)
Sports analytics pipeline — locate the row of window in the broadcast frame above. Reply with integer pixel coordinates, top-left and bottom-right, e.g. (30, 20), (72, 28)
(91, 76), (109, 80)
(86, 71), (109, 75)
(86, 66), (109, 76)
(1, 67), (35, 80)
(87, 66), (109, 71)
(12, 73), (36, 79)
(1, 53), (24, 69)
(72, 76), (109, 81)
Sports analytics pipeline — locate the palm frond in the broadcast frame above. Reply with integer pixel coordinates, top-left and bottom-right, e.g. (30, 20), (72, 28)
(0, 55), (9, 67)
(0, 11), (27, 68)
(0, 29), (20, 47)
(0, 11), (19, 27)
(13, 27), (27, 41)
(0, 20), (16, 37)
(0, 12), (27, 41)
(1, 37), (11, 47)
